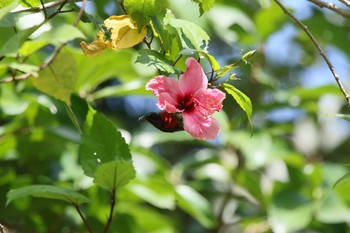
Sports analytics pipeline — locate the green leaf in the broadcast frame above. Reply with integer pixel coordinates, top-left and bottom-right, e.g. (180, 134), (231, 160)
(0, 0), (18, 18)
(269, 190), (313, 232)
(79, 106), (132, 177)
(179, 48), (220, 70)
(6, 62), (39, 77)
(19, 0), (43, 7)
(73, 49), (141, 94)
(333, 114), (350, 122)
(127, 176), (176, 209)
(6, 185), (90, 206)
(223, 83), (253, 127)
(19, 40), (49, 56)
(315, 191), (350, 223)
(36, 24), (85, 46)
(136, 49), (180, 74)
(215, 64), (235, 79)
(124, 0), (167, 30)
(176, 185), (217, 228)
(88, 79), (150, 101)
(32, 51), (77, 105)
(333, 171), (350, 202)
(242, 49), (256, 64)
(0, 24), (42, 56)
(151, 16), (182, 60)
(0, 0), (20, 27)
(165, 11), (210, 51)
(254, 4), (286, 40)
(191, 0), (215, 16)
(94, 161), (136, 191)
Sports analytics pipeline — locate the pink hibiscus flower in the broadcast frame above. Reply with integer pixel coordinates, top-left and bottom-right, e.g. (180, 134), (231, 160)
(146, 57), (226, 140)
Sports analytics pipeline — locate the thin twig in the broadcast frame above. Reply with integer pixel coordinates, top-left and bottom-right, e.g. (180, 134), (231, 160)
(143, 38), (152, 49)
(0, 223), (4, 233)
(73, 203), (94, 233)
(11, 0), (84, 13)
(40, 0), (47, 18)
(118, 0), (127, 13)
(339, 0), (350, 7)
(73, 0), (87, 26)
(1, 0), (86, 84)
(102, 166), (118, 233)
(66, 104), (83, 134)
(102, 189), (117, 233)
(274, 0), (350, 107)
(172, 54), (183, 66)
(308, 0), (350, 18)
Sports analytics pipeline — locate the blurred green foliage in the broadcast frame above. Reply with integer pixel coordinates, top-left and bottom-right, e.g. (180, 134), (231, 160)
(1, 0), (350, 233)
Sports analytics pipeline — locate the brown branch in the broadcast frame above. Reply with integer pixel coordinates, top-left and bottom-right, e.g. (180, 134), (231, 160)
(274, 0), (350, 108)
(73, 0), (87, 26)
(11, 0), (85, 13)
(1, 0), (87, 84)
(339, 0), (350, 7)
(308, 0), (350, 18)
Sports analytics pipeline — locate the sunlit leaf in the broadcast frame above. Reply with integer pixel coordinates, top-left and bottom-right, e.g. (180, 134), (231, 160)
(32, 51), (77, 105)
(126, 176), (176, 209)
(73, 49), (140, 94)
(254, 4), (285, 40)
(191, 0), (215, 15)
(79, 106), (132, 177)
(165, 11), (210, 52)
(0, 0), (18, 18)
(179, 48), (220, 70)
(333, 114), (350, 122)
(151, 16), (182, 60)
(0, 24), (41, 56)
(223, 83), (252, 127)
(6, 62), (39, 77)
(94, 161), (136, 192)
(176, 185), (217, 228)
(333, 171), (350, 202)
(269, 190), (313, 232)
(215, 64), (235, 79)
(6, 185), (90, 206)
(315, 191), (350, 223)
(37, 24), (85, 46)
(19, 40), (49, 56)
(89, 79), (150, 100)
(242, 49), (256, 64)
(136, 49), (180, 74)
(124, 0), (166, 30)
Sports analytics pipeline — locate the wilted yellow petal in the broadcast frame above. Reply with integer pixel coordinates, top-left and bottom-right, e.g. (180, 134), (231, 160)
(80, 15), (146, 57)
(99, 15), (146, 49)
(80, 40), (106, 58)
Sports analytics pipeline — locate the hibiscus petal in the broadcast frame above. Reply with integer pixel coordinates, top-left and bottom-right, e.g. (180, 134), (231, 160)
(179, 57), (208, 95)
(183, 110), (220, 140)
(158, 93), (180, 112)
(194, 88), (226, 114)
(146, 76), (184, 112)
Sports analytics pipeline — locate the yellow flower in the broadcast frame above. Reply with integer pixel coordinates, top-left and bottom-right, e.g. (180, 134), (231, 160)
(81, 15), (146, 57)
